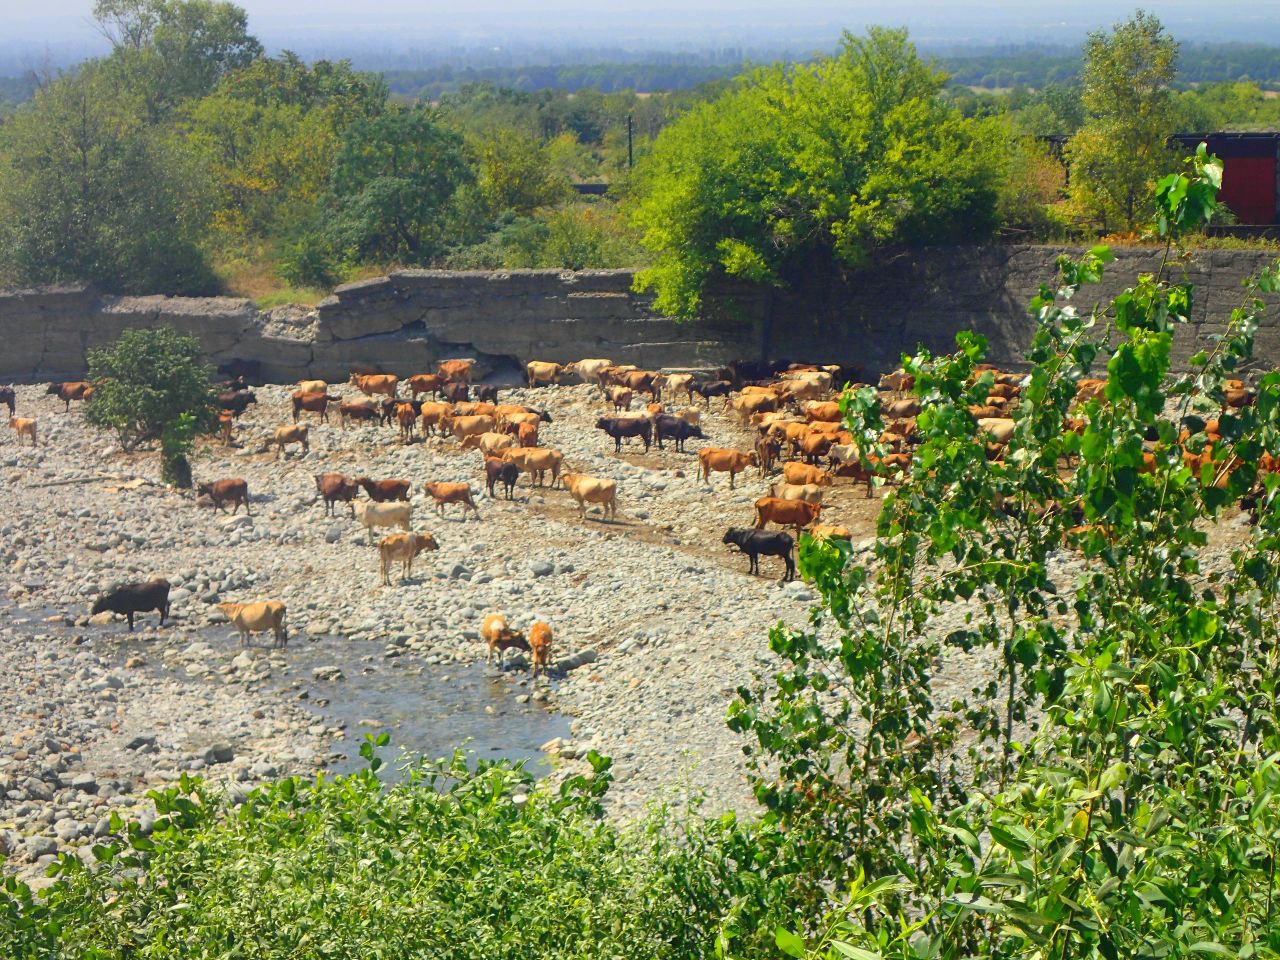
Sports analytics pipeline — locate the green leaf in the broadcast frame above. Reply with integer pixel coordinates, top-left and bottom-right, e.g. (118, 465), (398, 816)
(831, 943), (884, 960)
(776, 927), (807, 958)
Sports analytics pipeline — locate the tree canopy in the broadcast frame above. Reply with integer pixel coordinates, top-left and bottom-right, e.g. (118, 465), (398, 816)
(1067, 11), (1179, 233)
(628, 28), (1008, 320)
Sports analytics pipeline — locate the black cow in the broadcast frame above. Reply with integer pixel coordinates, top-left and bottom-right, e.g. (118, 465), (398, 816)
(691, 380), (733, 406)
(654, 414), (705, 452)
(474, 384), (500, 404)
(91, 579), (171, 631)
(722, 528), (795, 581)
(484, 457), (520, 500)
(216, 390), (257, 415)
(595, 416), (652, 453)
(0, 386), (13, 416)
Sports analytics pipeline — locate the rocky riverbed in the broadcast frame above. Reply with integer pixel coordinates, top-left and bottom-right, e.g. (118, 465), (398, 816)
(2, 377), (1021, 877)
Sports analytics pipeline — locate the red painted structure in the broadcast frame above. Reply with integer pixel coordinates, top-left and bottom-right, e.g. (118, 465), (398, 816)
(1172, 133), (1279, 225)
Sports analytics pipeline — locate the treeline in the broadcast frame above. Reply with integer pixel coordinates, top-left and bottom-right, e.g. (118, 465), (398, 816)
(941, 40), (1280, 89)
(385, 61), (744, 98)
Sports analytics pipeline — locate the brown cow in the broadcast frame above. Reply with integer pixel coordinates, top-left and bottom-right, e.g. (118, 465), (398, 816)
(349, 372), (399, 398)
(437, 359), (474, 384)
(423, 481), (481, 521)
(484, 455), (520, 500)
(354, 477), (411, 502)
(755, 434), (781, 476)
(218, 412), (234, 447)
(453, 401), (497, 418)
(198, 478), (250, 514)
(529, 621), (553, 677)
(396, 403), (418, 443)
(339, 401), (379, 427)
(753, 496), (822, 533)
(407, 373), (445, 398)
(697, 447), (757, 489)
(46, 381), (93, 412)
(291, 390), (339, 423)
(803, 400), (842, 423)
(315, 472), (359, 517)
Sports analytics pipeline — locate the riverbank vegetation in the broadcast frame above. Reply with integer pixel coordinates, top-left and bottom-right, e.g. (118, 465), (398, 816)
(0, 3), (1277, 305)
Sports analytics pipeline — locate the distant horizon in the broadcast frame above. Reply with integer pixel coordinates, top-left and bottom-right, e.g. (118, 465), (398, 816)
(2, 0), (1278, 77)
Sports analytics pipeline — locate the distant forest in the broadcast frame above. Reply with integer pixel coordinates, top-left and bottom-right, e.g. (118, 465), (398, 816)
(3, 41), (1280, 105)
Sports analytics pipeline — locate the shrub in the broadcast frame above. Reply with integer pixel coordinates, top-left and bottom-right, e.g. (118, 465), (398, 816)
(0, 744), (802, 959)
(84, 326), (218, 484)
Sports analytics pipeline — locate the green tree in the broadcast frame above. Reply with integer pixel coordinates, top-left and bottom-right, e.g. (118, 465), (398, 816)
(84, 327), (219, 486)
(93, 0), (263, 119)
(181, 55), (386, 246)
(1067, 11), (1178, 233)
(473, 129), (570, 218)
(0, 64), (215, 295)
(628, 28), (1006, 320)
(328, 107), (471, 264)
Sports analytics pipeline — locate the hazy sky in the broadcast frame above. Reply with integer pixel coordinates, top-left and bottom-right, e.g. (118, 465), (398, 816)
(4, 1), (1278, 61)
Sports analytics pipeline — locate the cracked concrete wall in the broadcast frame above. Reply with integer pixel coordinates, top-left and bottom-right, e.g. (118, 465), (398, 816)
(3, 250), (1278, 384)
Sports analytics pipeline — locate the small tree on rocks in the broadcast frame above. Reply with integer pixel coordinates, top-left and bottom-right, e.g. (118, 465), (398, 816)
(84, 326), (217, 486)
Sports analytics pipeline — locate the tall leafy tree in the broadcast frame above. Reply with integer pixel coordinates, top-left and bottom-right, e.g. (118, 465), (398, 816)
(93, 0), (263, 119)
(0, 64), (214, 294)
(1067, 10), (1178, 232)
(328, 107), (471, 263)
(628, 28), (1006, 320)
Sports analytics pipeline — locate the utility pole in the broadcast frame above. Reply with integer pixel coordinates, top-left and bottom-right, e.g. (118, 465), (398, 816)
(627, 114), (633, 169)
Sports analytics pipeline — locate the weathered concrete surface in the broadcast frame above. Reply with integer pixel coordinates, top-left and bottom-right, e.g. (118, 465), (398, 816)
(2, 248), (1278, 383)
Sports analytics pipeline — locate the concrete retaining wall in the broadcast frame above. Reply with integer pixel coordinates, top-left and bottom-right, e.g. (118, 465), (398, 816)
(2, 247), (1277, 384)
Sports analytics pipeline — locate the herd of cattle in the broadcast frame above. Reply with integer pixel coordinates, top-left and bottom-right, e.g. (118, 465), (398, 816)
(8, 353), (1268, 659)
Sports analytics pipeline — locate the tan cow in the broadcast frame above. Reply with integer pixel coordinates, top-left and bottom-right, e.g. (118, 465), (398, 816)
(423, 481), (481, 521)
(783, 462), (832, 487)
(562, 472), (618, 521)
(297, 379), (328, 395)
(568, 358), (614, 390)
(218, 601), (287, 648)
(446, 414), (497, 444)
(660, 373), (696, 403)
(526, 361), (567, 387)
(460, 431), (515, 456)
(607, 386), (634, 412)
(697, 447), (757, 489)
(502, 446), (564, 488)
(9, 417), (37, 447)
(378, 532), (439, 584)
(355, 501), (412, 544)
(349, 373), (399, 398)
(272, 424), (309, 459)
(768, 481), (825, 504)
(482, 613), (529, 667)
(808, 524), (852, 543)
(419, 401), (453, 436)
(730, 393), (779, 424)
(977, 417), (1016, 446)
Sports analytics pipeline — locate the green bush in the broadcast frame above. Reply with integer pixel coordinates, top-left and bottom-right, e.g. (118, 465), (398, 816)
(1, 744), (805, 959)
(84, 327), (219, 482)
